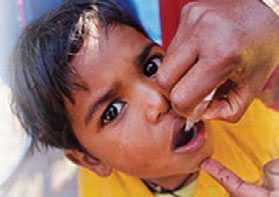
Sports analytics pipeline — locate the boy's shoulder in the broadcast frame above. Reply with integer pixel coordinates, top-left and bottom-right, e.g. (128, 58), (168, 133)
(79, 168), (154, 197)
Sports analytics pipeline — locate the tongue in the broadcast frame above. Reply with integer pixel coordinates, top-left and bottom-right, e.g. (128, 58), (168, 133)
(174, 127), (195, 148)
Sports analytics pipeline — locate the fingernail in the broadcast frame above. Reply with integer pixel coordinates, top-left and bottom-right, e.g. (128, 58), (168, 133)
(265, 160), (279, 175)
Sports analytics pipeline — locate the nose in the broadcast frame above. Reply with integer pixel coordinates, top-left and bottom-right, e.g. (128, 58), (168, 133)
(144, 86), (170, 123)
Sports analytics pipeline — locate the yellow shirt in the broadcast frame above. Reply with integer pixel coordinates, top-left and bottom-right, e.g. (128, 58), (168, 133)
(154, 180), (197, 197)
(79, 100), (279, 197)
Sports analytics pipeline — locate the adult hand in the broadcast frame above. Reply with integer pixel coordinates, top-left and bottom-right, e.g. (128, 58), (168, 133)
(201, 159), (279, 197)
(157, 0), (279, 122)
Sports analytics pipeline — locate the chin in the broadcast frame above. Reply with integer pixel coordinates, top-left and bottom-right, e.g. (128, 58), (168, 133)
(186, 136), (214, 173)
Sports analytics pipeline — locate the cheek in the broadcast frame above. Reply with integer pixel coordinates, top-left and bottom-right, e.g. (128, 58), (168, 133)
(92, 116), (167, 176)
(108, 140), (170, 178)
(104, 125), (159, 169)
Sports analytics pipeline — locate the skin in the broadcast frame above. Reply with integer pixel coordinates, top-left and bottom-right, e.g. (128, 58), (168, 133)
(156, 0), (279, 194)
(157, 0), (279, 122)
(202, 159), (279, 197)
(64, 25), (213, 189)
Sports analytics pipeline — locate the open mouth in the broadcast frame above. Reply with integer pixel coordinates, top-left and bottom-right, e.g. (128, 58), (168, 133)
(172, 121), (203, 151)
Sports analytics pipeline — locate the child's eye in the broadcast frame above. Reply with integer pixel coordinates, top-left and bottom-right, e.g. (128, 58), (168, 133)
(101, 101), (126, 126)
(143, 56), (162, 77)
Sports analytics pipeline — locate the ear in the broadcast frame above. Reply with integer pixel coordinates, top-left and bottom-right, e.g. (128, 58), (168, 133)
(64, 149), (112, 177)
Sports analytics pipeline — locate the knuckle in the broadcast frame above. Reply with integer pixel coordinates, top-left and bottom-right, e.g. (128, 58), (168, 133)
(216, 167), (231, 183)
(203, 10), (224, 25)
(170, 90), (188, 111)
(181, 2), (206, 23)
(211, 44), (241, 70)
(200, 60), (228, 78)
(264, 159), (279, 174)
(221, 46), (242, 65)
(156, 72), (171, 90)
(232, 181), (246, 196)
(212, 9), (231, 21)
(181, 2), (200, 17)
(225, 111), (242, 123)
(227, 100), (246, 123)
(205, 52), (241, 78)
(216, 166), (228, 177)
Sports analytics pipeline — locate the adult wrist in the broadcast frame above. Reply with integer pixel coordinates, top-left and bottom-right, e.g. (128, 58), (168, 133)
(261, 0), (279, 16)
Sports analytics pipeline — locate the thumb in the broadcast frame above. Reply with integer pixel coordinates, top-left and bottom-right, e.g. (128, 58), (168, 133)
(263, 159), (279, 190)
(203, 80), (255, 123)
(201, 159), (269, 197)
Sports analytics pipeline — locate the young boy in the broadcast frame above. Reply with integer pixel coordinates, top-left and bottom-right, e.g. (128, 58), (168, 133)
(11, 0), (279, 196)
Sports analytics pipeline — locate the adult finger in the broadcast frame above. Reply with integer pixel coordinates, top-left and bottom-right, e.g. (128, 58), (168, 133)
(203, 60), (273, 122)
(263, 159), (279, 190)
(156, 39), (198, 94)
(203, 80), (254, 123)
(201, 159), (269, 197)
(169, 59), (233, 116)
(156, 1), (203, 93)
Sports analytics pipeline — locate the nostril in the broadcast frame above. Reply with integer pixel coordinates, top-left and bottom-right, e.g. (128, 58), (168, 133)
(163, 97), (171, 113)
(146, 109), (161, 123)
(145, 95), (171, 123)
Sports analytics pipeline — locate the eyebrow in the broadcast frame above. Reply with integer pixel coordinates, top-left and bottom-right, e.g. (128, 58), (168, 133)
(136, 42), (159, 66)
(84, 86), (117, 126)
(84, 42), (158, 126)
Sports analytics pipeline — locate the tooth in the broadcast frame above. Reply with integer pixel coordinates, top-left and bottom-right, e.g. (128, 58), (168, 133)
(184, 89), (216, 133)
(204, 89), (216, 101)
(185, 120), (194, 132)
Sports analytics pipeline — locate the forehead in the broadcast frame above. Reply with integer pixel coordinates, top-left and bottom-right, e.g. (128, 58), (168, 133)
(71, 25), (150, 79)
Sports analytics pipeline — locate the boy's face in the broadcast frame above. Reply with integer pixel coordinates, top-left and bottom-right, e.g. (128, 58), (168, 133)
(66, 25), (213, 180)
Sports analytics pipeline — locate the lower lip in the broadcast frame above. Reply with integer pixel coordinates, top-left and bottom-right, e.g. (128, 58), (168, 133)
(174, 122), (205, 154)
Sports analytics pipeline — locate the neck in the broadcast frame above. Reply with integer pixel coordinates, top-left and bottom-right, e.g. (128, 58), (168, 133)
(144, 172), (198, 191)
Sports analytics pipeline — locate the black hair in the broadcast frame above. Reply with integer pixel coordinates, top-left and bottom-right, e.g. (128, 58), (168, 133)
(11, 0), (148, 151)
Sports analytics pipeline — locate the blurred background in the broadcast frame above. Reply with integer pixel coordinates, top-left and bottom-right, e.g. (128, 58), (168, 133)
(0, 1), (78, 197)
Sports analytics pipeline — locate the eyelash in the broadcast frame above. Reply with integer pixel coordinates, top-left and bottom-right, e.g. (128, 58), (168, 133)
(143, 54), (163, 77)
(100, 53), (163, 127)
(101, 100), (126, 127)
